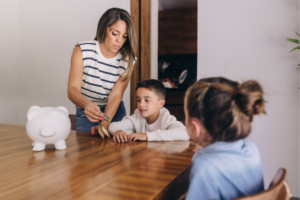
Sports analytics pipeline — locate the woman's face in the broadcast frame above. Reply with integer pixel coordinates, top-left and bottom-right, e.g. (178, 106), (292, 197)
(103, 19), (128, 56)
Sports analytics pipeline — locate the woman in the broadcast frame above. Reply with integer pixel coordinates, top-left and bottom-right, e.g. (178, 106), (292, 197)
(68, 8), (137, 134)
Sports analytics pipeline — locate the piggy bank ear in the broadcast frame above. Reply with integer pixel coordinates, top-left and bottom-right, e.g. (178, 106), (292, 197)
(27, 106), (44, 121)
(54, 106), (69, 119)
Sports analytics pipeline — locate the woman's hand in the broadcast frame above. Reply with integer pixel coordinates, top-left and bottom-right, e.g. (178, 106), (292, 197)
(84, 102), (104, 122)
(128, 133), (147, 142)
(91, 126), (99, 135)
(91, 124), (111, 138)
(100, 120), (109, 130)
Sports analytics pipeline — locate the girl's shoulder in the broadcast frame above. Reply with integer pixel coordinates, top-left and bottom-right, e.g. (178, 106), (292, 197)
(192, 139), (261, 171)
(192, 139), (257, 162)
(243, 138), (260, 155)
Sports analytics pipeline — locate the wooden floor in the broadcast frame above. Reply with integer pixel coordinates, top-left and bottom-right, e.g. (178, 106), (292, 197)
(0, 124), (195, 200)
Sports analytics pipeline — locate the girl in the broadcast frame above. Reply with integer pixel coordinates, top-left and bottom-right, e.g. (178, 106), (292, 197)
(68, 8), (137, 133)
(184, 77), (265, 200)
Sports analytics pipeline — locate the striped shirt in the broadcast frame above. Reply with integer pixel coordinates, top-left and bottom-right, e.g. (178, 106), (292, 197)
(79, 40), (130, 106)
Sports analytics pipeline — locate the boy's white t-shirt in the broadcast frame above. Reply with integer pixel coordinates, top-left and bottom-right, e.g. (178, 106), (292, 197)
(108, 107), (190, 141)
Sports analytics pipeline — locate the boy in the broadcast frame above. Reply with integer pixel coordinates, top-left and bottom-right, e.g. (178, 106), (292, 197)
(108, 79), (189, 143)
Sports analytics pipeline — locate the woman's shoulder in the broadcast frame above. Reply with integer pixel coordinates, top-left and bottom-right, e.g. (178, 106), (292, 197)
(77, 40), (98, 51)
(118, 56), (137, 66)
(78, 40), (98, 46)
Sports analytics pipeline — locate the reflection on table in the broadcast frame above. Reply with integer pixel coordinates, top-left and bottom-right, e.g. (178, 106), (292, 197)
(0, 124), (195, 200)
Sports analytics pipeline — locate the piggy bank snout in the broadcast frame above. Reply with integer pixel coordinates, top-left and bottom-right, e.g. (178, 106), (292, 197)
(40, 126), (56, 137)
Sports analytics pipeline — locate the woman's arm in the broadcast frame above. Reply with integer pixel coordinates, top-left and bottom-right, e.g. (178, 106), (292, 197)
(67, 46), (103, 122)
(100, 74), (130, 129)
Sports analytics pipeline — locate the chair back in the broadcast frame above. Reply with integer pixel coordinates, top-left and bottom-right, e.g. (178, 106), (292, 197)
(69, 114), (76, 130)
(235, 168), (292, 200)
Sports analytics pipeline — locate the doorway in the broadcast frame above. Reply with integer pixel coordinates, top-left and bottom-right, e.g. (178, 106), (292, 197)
(130, 0), (197, 121)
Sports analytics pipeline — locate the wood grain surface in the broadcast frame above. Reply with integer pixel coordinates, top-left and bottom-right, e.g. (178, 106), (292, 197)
(140, 0), (151, 82)
(0, 124), (195, 200)
(159, 9), (183, 55)
(130, 0), (140, 115)
(182, 8), (197, 54)
(158, 8), (197, 55)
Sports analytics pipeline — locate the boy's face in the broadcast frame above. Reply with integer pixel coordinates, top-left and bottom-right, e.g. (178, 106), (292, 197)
(136, 88), (165, 121)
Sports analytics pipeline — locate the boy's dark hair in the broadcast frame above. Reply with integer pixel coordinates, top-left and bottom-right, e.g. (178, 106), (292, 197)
(136, 79), (166, 100)
(185, 77), (266, 143)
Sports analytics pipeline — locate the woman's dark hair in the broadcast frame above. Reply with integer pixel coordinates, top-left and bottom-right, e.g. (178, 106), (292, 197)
(185, 77), (266, 142)
(94, 8), (137, 80)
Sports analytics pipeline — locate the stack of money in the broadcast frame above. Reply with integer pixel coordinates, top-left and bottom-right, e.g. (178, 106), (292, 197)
(98, 124), (109, 138)
(98, 111), (111, 138)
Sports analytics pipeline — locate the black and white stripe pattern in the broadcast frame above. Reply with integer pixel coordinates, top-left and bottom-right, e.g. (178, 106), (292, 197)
(79, 40), (129, 106)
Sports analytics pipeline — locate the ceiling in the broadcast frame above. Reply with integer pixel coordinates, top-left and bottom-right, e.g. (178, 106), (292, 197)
(158, 0), (197, 10)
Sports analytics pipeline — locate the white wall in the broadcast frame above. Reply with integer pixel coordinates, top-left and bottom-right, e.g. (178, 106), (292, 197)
(0, 0), (131, 125)
(158, 1), (164, 11)
(0, 0), (19, 125)
(299, 1), (300, 195)
(198, 0), (299, 196)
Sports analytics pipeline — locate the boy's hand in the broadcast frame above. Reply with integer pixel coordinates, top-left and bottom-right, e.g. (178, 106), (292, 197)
(128, 133), (147, 142)
(113, 130), (128, 143)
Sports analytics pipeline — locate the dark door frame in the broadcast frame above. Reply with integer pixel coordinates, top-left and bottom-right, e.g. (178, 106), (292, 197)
(130, 0), (151, 114)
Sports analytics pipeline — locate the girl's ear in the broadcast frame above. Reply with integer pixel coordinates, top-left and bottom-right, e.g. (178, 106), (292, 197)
(190, 119), (211, 146)
(158, 99), (165, 108)
(191, 119), (203, 137)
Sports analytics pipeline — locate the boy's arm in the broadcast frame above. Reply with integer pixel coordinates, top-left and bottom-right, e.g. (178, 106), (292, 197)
(108, 109), (140, 135)
(146, 121), (190, 141)
(108, 118), (135, 135)
(146, 109), (190, 141)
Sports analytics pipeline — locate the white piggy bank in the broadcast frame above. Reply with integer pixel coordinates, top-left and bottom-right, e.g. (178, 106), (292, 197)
(26, 106), (71, 151)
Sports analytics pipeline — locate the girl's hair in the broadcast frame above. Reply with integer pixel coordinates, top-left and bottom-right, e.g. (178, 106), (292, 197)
(185, 77), (266, 142)
(94, 8), (137, 80)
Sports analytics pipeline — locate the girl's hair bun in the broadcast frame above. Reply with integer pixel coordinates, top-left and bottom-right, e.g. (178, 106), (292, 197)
(234, 80), (266, 122)
(185, 77), (266, 143)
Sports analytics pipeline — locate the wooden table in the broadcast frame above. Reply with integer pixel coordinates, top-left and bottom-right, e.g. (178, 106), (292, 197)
(0, 124), (195, 200)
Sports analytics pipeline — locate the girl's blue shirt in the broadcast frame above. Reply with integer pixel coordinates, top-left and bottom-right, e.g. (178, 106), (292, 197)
(186, 138), (264, 200)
